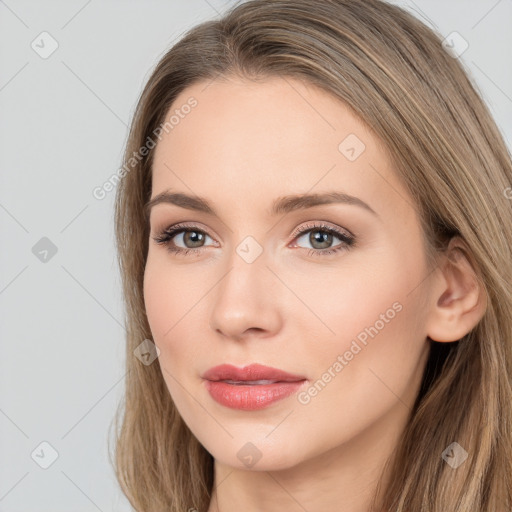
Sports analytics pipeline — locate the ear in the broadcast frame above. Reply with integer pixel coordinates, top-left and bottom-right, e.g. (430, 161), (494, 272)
(425, 236), (488, 343)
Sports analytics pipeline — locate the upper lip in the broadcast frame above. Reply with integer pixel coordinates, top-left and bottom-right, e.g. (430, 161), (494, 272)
(202, 363), (306, 383)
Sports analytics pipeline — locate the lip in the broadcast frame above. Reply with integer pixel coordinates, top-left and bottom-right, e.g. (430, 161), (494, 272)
(202, 363), (307, 411)
(202, 363), (306, 383)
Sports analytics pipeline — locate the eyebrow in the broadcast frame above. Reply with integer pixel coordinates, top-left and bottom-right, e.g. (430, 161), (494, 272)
(144, 190), (379, 219)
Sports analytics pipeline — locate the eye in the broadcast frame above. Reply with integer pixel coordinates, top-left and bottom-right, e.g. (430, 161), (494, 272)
(152, 222), (216, 256)
(290, 222), (355, 257)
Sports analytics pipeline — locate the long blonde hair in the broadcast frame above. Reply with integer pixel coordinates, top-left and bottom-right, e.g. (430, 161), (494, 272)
(110, 1), (512, 510)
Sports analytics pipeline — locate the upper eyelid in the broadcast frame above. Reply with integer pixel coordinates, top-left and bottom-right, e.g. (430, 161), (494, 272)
(291, 221), (353, 239)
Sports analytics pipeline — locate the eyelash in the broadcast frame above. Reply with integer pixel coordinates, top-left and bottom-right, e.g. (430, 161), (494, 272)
(152, 221), (356, 258)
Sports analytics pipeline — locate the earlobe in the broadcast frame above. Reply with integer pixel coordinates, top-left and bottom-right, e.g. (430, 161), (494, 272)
(425, 237), (488, 343)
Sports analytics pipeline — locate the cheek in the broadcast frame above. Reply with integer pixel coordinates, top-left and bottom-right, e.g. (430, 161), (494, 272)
(143, 258), (219, 431)
(301, 243), (430, 411)
(143, 260), (175, 339)
(321, 225), (428, 348)
(297, 240), (425, 376)
(143, 256), (207, 373)
(291, 249), (414, 350)
(143, 251), (199, 339)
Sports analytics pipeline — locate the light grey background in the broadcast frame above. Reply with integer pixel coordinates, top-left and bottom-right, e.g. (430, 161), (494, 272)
(0, 1), (510, 511)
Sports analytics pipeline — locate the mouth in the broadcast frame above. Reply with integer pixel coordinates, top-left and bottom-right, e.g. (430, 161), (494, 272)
(202, 364), (307, 411)
(220, 379), (283, 385)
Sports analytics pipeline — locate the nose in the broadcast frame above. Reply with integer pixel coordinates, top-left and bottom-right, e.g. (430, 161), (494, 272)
(208, 249), (283, 343)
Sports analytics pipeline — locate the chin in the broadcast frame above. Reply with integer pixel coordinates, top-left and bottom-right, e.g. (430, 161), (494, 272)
(202, 435), (312, 472)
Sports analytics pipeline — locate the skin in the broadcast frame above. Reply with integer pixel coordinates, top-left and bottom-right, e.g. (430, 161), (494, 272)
(143, 76), (487, 512)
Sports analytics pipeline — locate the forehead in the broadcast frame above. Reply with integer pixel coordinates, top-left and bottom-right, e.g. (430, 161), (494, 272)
(150, 76), (413, 222)
(154, 76), (371, 167)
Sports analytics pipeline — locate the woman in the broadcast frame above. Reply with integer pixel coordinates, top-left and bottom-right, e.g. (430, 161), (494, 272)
(111, 0), (512, 510)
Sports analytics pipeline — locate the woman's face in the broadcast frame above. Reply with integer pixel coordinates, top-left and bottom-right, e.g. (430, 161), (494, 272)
(144, 76), (434, 471)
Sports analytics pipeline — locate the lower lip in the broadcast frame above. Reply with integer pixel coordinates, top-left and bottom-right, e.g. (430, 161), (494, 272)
(204, 380), (306, 411)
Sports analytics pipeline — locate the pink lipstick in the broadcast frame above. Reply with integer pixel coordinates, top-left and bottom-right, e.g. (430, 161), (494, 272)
(202, 363), (307, 411)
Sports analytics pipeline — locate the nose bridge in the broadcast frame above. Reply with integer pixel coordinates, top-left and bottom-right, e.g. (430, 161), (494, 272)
(218, 234), (270, 304)
(209, 234), (282, 339)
